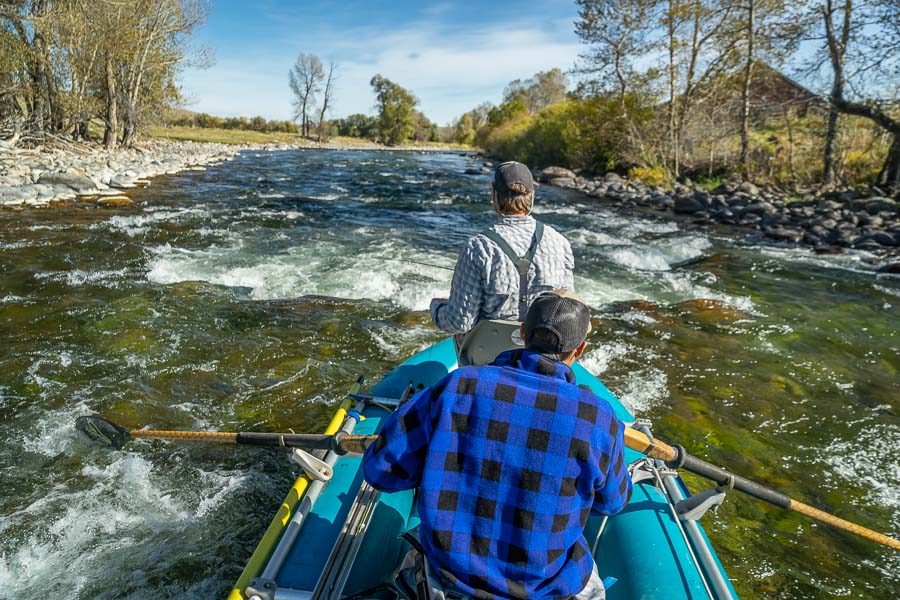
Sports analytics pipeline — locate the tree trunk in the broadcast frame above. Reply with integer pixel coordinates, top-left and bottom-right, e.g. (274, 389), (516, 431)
(822, 0), (851, 186)
(103, 55), (118, 151)
(823, 105), (840, 185)
(739, 0), (755, 179)
(877, 134), (900, 188)
(666, 0), (678, 178)
(121, 119), (137, 148)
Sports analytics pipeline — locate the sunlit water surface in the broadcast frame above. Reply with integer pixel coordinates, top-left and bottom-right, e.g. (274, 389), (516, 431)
(0, 150), (897, 599)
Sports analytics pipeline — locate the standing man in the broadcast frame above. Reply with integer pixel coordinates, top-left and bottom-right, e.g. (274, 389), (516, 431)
(365, 290), (632, 600)
(430, 161), (575, 335)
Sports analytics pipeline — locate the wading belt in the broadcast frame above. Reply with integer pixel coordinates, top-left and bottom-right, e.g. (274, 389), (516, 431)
(480, 221), (544, 321)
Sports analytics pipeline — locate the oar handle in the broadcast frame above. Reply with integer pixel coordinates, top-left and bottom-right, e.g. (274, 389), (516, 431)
(624, 426), (900, 551)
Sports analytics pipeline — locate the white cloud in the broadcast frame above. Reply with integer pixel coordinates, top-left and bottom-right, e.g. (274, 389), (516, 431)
(179, 18), (581, 125)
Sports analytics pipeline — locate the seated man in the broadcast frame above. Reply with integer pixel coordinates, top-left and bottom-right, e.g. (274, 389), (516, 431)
(364, 290), (632, 600)
(430, 161), (575, 335)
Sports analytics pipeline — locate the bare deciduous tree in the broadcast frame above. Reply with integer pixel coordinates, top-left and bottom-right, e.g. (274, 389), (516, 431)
(289, 53), (324, 137)
(317, 60), (336, 142)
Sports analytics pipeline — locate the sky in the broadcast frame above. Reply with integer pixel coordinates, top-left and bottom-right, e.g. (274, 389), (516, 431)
(179, 0), (583, 126)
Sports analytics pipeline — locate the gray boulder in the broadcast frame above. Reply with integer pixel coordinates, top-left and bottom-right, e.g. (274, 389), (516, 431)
(540, 166), (576, 182)
(548, 177), (576, 188)
(674, 195), (704, 214)
(764, 226), (803, 243)
(38, 170), (97, 194)
(864, 197), (897, 214)
(737, 181), (760, 196)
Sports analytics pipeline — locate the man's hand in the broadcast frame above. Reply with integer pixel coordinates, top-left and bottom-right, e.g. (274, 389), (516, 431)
(429, 298), (448, 325)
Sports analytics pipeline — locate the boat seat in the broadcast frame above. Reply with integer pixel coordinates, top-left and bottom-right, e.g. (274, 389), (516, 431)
(455, 319), (524, 367)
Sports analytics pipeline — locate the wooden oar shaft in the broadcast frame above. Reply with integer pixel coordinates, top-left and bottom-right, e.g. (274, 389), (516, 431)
(790, 500), (900, 550)
(130, 429), (238, 443)
(624, 426), (900, 551)
(127, 428), (378, 455)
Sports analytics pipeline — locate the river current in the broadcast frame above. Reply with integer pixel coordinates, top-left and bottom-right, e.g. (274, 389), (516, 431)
(0, 149), (897, 599)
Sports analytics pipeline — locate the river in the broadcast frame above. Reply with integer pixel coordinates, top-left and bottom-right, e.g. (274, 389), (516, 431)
(0, 149), (897, 599)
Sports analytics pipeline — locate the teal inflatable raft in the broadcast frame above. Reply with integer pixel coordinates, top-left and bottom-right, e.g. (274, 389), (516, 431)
(229, 339), (739, 600)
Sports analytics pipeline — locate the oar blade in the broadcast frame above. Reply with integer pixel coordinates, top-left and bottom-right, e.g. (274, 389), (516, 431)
(76, 415), (131, 449)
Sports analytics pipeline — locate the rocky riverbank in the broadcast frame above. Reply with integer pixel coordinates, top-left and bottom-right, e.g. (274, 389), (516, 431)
(0, 140), (256, 208)
(0, 138), (464, 209)
(533, 165), (900, 256)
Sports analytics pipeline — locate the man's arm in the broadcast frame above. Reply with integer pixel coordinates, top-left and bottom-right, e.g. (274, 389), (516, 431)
(362, 381), (446, 492)
(592, 417), (633, 516)
(430, 239), (486, 334)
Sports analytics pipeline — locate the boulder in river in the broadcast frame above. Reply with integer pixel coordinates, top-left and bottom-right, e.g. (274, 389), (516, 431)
(540, 166), (576, 182)
(673, 195), (704, 214)
(548, 177), (576, 188)
(37, 169), (97, 195)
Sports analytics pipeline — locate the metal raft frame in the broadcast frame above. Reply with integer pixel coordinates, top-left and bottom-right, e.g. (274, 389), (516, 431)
(587, 419), (736, 600)
(240, 382), (408, 600)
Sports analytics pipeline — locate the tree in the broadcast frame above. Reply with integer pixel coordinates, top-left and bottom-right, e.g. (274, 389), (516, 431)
(316, 60), (336, 142)
(370, 74), (417, 145)
(289, 53), (324, 137)
(726, 0), (797, 178)
(331, 113), (378, 139)
(818, 0), (900, 187)
(575, 0), (656, 105)
(0, 0), (208, 148)
(502, 68), (569, 114)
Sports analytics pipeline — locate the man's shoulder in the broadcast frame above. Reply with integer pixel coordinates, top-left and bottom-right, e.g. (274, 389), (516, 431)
(539, 222), (572, 248)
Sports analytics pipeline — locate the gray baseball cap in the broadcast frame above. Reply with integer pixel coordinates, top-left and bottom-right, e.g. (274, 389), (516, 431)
(523, 289), (592, 354)
(493, 161), (534, 195)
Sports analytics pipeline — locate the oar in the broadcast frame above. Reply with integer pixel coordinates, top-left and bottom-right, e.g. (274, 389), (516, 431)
(623, 427), (900, 551)
(76, 415), (900, 550)
(74, 415), (374, 455)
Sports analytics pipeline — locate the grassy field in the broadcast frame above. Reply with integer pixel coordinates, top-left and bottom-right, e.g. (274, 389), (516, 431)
(146, 125), (472, 150)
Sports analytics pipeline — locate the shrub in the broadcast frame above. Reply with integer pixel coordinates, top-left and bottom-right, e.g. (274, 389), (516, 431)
(628, 166), (669, 187)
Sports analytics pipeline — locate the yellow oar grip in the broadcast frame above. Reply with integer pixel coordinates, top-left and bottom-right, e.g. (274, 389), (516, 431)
(790, 500), (900, 550)
(129, 429), (239, 443)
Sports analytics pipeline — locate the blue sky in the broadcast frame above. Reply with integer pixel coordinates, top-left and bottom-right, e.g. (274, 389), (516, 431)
(180, 0), (583, 125)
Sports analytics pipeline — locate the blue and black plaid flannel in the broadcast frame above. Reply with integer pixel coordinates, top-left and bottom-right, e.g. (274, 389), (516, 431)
(363, 349), (633, 600)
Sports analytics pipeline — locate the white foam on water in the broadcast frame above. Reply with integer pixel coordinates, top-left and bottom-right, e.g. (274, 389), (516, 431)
(874, 283), (900, 299)
(0, 240), (34, 250)
(580, 342), (631, 375)
(567, 228), (622, 248)
(369, 325), (437, 359)
(617, 367), (669, 414)
(0, 450), (248, 599)
(95, 208), (208, 236)
(258, 192), (285, 199)
(145, 241), (455, 310)
(820, 423), (900, 530)
(34, 267), (131, 288)
(605, 246), (673, 271)
(574, 274), (651, 306)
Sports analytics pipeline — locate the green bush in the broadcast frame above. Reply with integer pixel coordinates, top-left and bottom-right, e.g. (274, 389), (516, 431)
(479, 95), (655, 174)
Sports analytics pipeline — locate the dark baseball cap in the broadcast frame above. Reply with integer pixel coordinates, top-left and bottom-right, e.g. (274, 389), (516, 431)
(524, 289), (592, 354)
(493, 161), (534, 195)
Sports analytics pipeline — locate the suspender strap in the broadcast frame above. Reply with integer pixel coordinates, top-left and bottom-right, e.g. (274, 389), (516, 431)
(480, 221), (545, 321)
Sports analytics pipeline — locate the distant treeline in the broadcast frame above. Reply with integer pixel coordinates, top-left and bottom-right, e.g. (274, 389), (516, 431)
(171, 113), (300, 134)
(450, 1), (899, 189)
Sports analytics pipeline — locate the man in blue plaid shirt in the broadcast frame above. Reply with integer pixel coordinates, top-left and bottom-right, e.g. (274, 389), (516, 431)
(364, 290), (632, 599)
